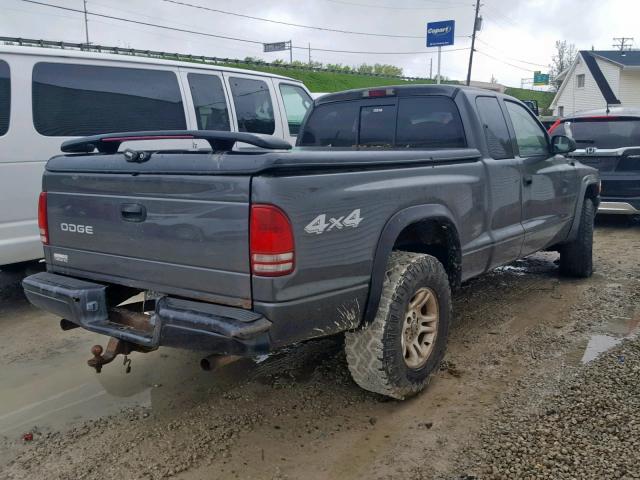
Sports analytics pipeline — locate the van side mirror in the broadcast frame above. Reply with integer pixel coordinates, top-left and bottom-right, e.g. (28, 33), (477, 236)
(551, 135), (576, 154)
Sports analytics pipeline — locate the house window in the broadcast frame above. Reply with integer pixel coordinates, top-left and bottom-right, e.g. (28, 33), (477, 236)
(558, 106), (564, 117)
(576, 74), (585, 88)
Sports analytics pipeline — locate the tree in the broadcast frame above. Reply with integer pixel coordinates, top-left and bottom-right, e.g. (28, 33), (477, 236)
(549, 40), (577, 91)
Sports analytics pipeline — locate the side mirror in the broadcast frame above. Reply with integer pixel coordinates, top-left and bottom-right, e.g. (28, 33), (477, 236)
(551, 135), (577, 154)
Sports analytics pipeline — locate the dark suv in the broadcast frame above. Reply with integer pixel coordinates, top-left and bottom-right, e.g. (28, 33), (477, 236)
(550, 108), (640, 215)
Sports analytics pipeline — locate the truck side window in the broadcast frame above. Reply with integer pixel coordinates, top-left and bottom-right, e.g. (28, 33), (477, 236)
(187, 73), (230, 131)
(0, 60), (9, 136)
(279, 84), (312, 135)
(505, 101), (548, 157)
(32, 63), (186, 136)
(359, 104), (395, 146)
(475, 97), (513, 159)
(396, 97), (466, 148)
(298, 102), (359, 147)
(229, 77), (275, 135)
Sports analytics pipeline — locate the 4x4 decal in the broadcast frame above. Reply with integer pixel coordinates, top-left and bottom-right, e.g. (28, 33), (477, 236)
(304, 209), (363, 235)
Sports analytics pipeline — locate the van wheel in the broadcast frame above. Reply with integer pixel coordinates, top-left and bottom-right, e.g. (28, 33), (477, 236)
(344, 251), (451, 400)
(559, 198), (595, 278)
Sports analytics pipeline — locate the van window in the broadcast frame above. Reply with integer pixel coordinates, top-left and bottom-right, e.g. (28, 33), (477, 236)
(0, 60), (9, 136)
(396, 96), (466, 148)
(299, 101), (359, 147)
(32, 63), (186, 136)
(476, 97), (513, 159)
(187, 73), (230, 131)
(279, 84), (312, 135)
(229, 77), (275, 135)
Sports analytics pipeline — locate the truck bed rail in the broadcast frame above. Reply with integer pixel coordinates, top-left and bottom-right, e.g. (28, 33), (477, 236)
(60, 130), (293, 154)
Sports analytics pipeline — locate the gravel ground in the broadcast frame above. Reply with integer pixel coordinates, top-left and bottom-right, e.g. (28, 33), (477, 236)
(1, 217), (639, 480)
(468, 337), (640, 480)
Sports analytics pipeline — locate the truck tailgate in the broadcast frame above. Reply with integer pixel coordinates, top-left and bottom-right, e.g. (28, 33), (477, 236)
(44, 172), (251, 306)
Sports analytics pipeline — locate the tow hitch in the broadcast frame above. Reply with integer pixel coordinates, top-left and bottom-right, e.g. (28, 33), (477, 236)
(88, 337), (134, 373)
(84, 304), (157, 373)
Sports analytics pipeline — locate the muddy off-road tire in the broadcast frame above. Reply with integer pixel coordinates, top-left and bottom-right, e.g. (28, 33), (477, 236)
(345, 251), (451, 399)
(559, 198), (595, 278)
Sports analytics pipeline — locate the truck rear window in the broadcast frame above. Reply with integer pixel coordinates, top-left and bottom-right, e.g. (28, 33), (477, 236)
(553, 117), (640, 149)
(299, 95), (465, 148)
(0, 60), (9, 136)
(32, 63), (186, 136)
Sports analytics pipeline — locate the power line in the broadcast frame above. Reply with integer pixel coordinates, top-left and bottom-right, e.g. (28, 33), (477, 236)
(475, 49), (535, 72)
(17, 0), (471, 56)
(307, 46), (471, 55)
(475, 38), (547, 68)
(20, 0), (265, 45)
(160, 0), (427, 39)
(324, 0), (469, 10)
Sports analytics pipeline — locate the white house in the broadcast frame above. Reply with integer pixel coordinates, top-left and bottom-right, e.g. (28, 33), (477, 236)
(551, 50), (640, 117)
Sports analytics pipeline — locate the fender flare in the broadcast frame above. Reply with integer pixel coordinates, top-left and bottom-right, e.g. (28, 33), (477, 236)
(566, 174), (600, 242)
(362, 204), (461, 326)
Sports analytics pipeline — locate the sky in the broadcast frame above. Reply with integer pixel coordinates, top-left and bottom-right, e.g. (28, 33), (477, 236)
(2, 0), (639, 89)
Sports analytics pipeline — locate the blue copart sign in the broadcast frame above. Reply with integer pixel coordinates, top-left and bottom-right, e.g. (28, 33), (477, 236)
(427, 20), (455, 47)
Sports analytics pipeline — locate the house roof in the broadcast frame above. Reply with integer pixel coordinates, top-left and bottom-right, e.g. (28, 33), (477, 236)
(580, 51), (621, 105)
(591, 50), (640, 67)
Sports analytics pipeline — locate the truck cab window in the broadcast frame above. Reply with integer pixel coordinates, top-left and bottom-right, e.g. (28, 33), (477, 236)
(0, 60), (9, 136)
(359, 104), (395, 146)
(505, 101), (548, 157)
(476, 96), (513, 159)
(188, 73), (230, 131)
(298, 102), (358, 147)
(279, 84), (312, 135)
(229, 77), (275, 135)
(32, 63), (186, 136)
(396, 96), (466, 148)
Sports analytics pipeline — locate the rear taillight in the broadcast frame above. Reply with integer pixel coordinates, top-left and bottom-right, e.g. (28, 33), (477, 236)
(548, 119), (562, 134)
(250, 204), (294, 276)
(38, 192), (48, 245)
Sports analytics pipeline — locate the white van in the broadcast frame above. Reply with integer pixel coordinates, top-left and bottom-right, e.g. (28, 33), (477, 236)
(0, 45), (313, 265)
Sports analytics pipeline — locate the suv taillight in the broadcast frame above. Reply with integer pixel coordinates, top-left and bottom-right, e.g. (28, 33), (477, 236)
(250, 204), (294, 276)
(38, 192), (48, 245)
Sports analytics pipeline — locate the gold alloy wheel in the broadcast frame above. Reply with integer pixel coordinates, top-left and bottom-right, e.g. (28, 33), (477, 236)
(401, 287), (439, 369)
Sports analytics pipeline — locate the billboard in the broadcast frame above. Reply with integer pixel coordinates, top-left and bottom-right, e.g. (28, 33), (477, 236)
(426, 20), (455, 48)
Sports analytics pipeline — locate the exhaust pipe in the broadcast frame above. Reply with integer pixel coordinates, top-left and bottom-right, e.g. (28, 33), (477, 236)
(60, 319), (80, 331)
(200, 355), (217, 371)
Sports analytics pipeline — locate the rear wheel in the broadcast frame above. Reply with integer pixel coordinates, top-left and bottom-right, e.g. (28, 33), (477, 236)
(559, 198), (595, 278)
(344, 251), (451, 399)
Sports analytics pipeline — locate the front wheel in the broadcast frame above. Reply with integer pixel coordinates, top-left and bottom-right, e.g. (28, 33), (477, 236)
(559, 198), (595, 278)
(344, 251), (451, 399)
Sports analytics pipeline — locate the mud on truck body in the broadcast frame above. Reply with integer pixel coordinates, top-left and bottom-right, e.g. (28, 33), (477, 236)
(23, 85), (600, 399)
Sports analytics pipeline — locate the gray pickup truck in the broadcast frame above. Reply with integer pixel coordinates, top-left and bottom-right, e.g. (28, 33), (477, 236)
(23, 85), (599, 399)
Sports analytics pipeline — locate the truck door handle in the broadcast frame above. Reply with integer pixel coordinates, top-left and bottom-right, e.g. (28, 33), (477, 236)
(120, 203), (147, 222)
(523, 175), (533, 186)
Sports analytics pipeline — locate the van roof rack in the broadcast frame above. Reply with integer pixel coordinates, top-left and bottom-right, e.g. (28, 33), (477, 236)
(61, 131), (292, 154)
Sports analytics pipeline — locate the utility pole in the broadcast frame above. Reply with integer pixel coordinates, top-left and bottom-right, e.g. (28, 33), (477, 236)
(289, 40), (293, 63)
(83, 0), (90, 45)
(308, 43), (311, 65)
(465, 0), (481, 86)
(613, 37), (634, 51)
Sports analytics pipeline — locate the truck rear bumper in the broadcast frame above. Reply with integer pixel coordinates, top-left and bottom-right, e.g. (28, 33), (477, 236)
(22, 272), (271, 356)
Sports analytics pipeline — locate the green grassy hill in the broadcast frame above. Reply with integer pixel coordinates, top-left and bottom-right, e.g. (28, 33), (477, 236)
(222, 62), (555, 114)
(504, 87), (555, 115)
